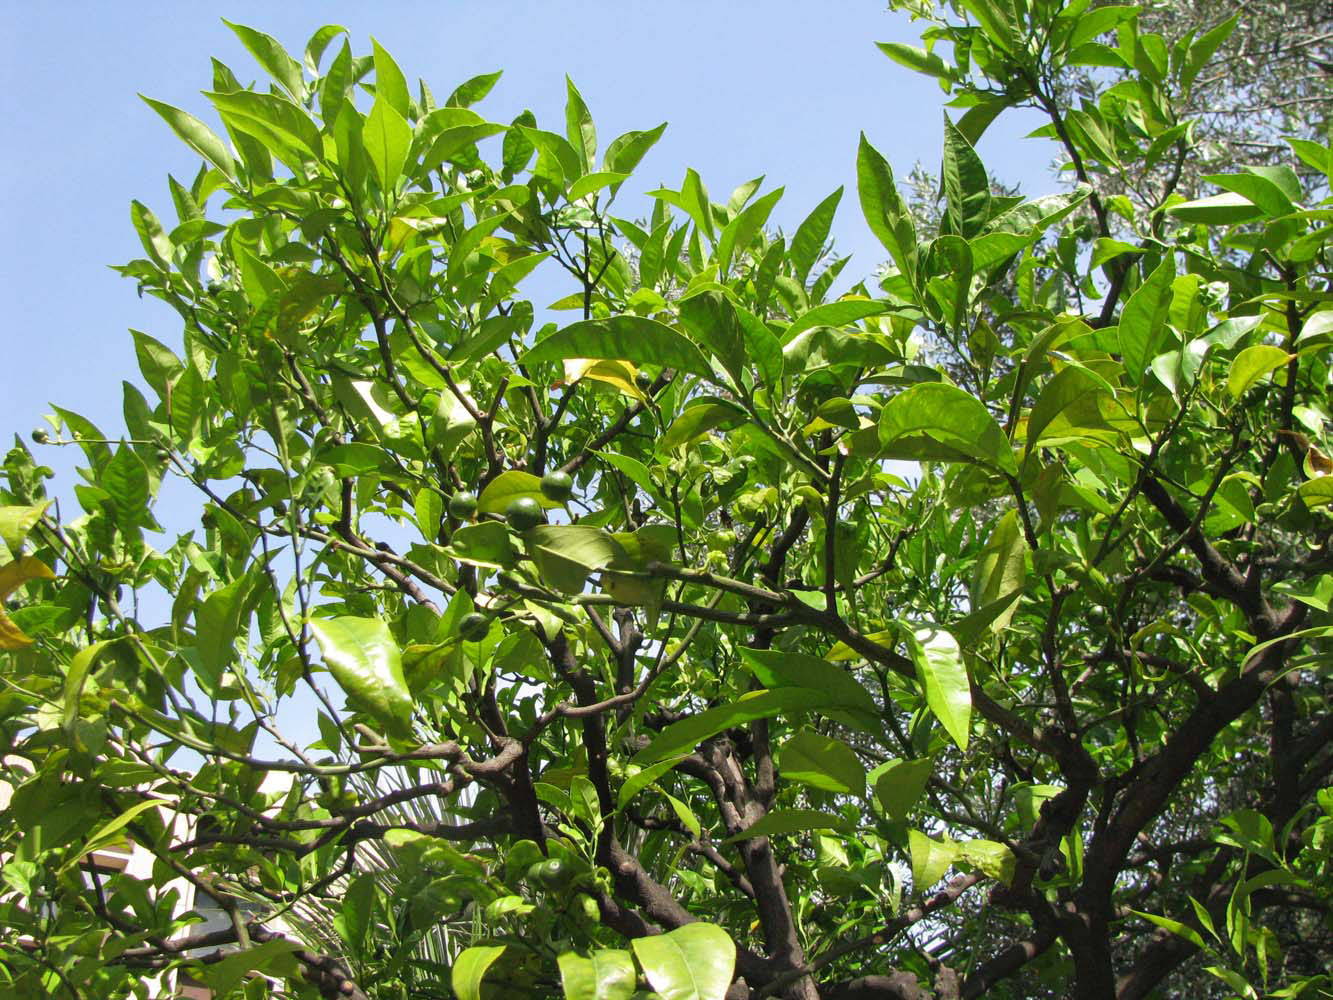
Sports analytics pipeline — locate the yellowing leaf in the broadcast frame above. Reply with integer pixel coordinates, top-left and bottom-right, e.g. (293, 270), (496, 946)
(0, 556), (56, 649)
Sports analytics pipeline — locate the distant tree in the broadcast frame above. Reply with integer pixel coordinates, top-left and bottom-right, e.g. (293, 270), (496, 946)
(2, 7), (1331, 1000)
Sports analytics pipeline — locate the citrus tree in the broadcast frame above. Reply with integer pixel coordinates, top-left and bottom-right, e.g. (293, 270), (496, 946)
(2, 5), (1331, 999)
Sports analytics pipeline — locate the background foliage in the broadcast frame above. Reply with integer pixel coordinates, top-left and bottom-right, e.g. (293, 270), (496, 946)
(2, 3), (1331, 999)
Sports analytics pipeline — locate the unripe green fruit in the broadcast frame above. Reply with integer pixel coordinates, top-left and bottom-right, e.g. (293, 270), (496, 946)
(505, 496), (544, 531)
(30, 428), (49, 444)
(459, 612), (490, 642)
(449, 491), (478, 519)
(527, 858), (571, 890)
(540, 470), (574, 502)
(707, 529), (737, 549)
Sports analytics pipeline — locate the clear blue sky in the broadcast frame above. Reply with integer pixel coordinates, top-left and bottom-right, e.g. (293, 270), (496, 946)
(1, 1), (1054, 502)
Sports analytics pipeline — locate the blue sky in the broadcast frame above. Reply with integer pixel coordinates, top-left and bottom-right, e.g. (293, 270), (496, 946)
(1, 2), (1054, 501)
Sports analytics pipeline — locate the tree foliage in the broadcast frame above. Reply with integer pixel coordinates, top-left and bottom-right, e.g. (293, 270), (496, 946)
(2, 6), (1332, 1000)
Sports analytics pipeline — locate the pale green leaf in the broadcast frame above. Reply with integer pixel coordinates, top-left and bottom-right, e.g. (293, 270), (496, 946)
(907, 627), (971, 750)
(631, 924), (736, 1000)
(309, 616), (413, 737)
(558, 949), (637, 1000)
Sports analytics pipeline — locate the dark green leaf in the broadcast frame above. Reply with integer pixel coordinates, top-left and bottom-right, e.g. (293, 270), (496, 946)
(722, 808), (850, 844)
(633, 689), (839, 765)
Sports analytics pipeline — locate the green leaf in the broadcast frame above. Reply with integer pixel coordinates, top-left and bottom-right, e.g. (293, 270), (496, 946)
(0, 501), (52, 552)
(876, 42), (954, 82)
(522, 317), (714, 379)
(873, 757), (933, 822)
(617, 756), (689, 810)
(64, 798), (167, 872)
(1025, 364), (1118, 453)
(633, 688), (839, 765)
(722, 808), (849, 844)
(717, 186), (783, 279)
(777, 730), (866, 796)
(527, 525), (629, 571)
(1202, 169), (1297, 218)
(1296, 478), (1333, 510)
(204, 942), (301, 997)
(308, 616), (413, 738)
(631, 924), (736, 1000)
(223, 20), (305, 101)
(447, 70), (503, 108)
(678, 291), (748, 384)
(958, 839), (1016, 886)
(942, 116), (990, 238)
(451, 945), (508, 1000)
(334, 872), (378, 959)
(303, 24), (347, 75)
(1165, 192), (1261, 224)
(139, 97), (236, 178)
(564, 77), (596, 173)
(196, 574), (250, 686)
(363, 97), (413, 194)
(371, 38), (411, 118)
(879, 382), (1015, 474)
(320, 442), (394, 477)
(735, 307), (784, 387)
(64, 639), (117, 730)
(527, 525), (631, 594)
(781, 298), (887, 346)
(477, 470), (564, 514)
(1118, 256), (1175, 382)
(206, 89), (323, 164)
(790, 186), (843, 285)
(567, 171), (629, 202)
(1227, 345), (1290, 399)
(1182, 14), (1239, 92)
(909, 829), (958, 888)
(907, 627), (971, 750)
(660, 398), (748, 451)
(130, 199), (172, 269)
(557, 950), (637, 1000)
(103, 445), (153, 529)
(969, 509), (1027, 634)
(604, 122), (667, 175)
(955, 96), (1010, 146)
(737, 646), (879, 717)
(1298, 309), (1333, 344)
(449, 522), (517, 569)
(1131, 910), (1208, 951)
(858, 133), (918, 291)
